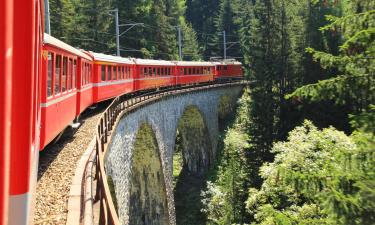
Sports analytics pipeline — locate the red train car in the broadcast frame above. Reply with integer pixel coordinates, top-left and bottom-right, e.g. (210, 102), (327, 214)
(175, 61), (215, 85)
(214, 60), (243, 80)
(91, 52), (135, 103)
(134, 59), (176, 91)
(76, 53), (94, 116)
(40, 34), (92, 150)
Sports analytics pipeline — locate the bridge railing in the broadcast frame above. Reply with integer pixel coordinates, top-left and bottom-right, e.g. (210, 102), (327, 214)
(93, 81), (247, 225)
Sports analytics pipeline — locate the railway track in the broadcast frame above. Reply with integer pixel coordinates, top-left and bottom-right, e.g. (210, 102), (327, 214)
(34, 103), (108, 225)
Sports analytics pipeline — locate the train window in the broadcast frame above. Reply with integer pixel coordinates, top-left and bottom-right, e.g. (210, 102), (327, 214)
(101, 66), (106, 81)
(188, 68), (191, 75)
(88, 64), (91, 84)
(83, 64), (86, 85)
(85, 64), (88, 85)
(81, 64), (85, 85)
(47, 52), (54, 97)
(87, 64), (90, 84)
(73, 60), (77, 88)
(168, 68), (171, 76)
(81, 64), (84, 85)
(62, 57), (67, 92)
(224, 66), (228, 70)
(107, 66), (112, 80)
(147, 67), (151, 77)
(55, 55), (61, 94)
(152, 68), (156, 76)
(69, 59), (73, 90)
(67, 59), (71, 90)
(86, 64), (89, 84)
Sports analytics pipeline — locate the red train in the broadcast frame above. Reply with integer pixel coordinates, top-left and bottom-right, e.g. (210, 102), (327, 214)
(0, 1), (243, 222)
(39, 34), (243, 150)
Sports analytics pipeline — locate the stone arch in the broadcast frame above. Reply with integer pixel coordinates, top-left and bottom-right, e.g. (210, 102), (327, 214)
(175, 105), (213, 176)
(128, 123), (170, 225)
(173, 105), (212, 225)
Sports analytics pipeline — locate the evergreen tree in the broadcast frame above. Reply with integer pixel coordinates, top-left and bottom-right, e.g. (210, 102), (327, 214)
(181, 22), (201, 61)
(214, 0), (242, 59)
(185, 0), (221, 59)
(287, 0), (375, 120)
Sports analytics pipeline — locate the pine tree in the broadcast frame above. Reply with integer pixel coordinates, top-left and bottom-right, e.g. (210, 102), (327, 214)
(287, 0), (375, 116)
(185, 0), (221, 59)
(214, 0), (242, 59)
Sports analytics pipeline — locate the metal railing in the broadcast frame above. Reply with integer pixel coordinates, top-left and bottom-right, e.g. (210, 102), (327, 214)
(93, 80), (247, 225)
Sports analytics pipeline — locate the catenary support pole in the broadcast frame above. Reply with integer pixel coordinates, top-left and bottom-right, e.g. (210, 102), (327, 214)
(44, 0), (51, 34)
(178, 26), (182, 60)
(114, 8), (120, 56)
(223, 30), (227, 60)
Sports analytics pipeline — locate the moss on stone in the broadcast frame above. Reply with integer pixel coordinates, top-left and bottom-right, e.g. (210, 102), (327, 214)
(129, 123), (169, 225)
(218, 95), (234, 120)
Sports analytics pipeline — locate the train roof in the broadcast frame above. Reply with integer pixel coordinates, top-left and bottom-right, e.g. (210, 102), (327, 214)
(44, 33), (92, 61)
(133, 58), (175, 66)
(174, 61), (214, 67)
(89, 52), (135, 64)
(212, 60), (242, 66)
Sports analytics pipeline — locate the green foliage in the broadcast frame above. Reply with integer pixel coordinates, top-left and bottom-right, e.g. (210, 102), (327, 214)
(185, 0), (221, 59)
(49, 0), (116, 53)
(181, 21), (202, 60)
(202, 90), (252, 225)
(287, 1), (375, 111)
(246, 120), (375, 225)
(350, 105), (375, 132)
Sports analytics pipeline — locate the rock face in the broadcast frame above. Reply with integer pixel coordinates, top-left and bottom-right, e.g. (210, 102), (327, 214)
(105, 86), (243, 225)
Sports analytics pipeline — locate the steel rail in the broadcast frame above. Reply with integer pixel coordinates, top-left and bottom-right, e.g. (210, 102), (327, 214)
(93, 80), (247, 225)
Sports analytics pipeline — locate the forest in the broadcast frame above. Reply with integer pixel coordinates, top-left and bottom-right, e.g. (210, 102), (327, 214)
(49, 0), (374, 224)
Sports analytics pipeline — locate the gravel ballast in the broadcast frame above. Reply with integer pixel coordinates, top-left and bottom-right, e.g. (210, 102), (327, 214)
(34, 107), (105, 225)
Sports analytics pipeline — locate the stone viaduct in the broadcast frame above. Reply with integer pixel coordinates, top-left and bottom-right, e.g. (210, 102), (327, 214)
(104, 85), (244, 225)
